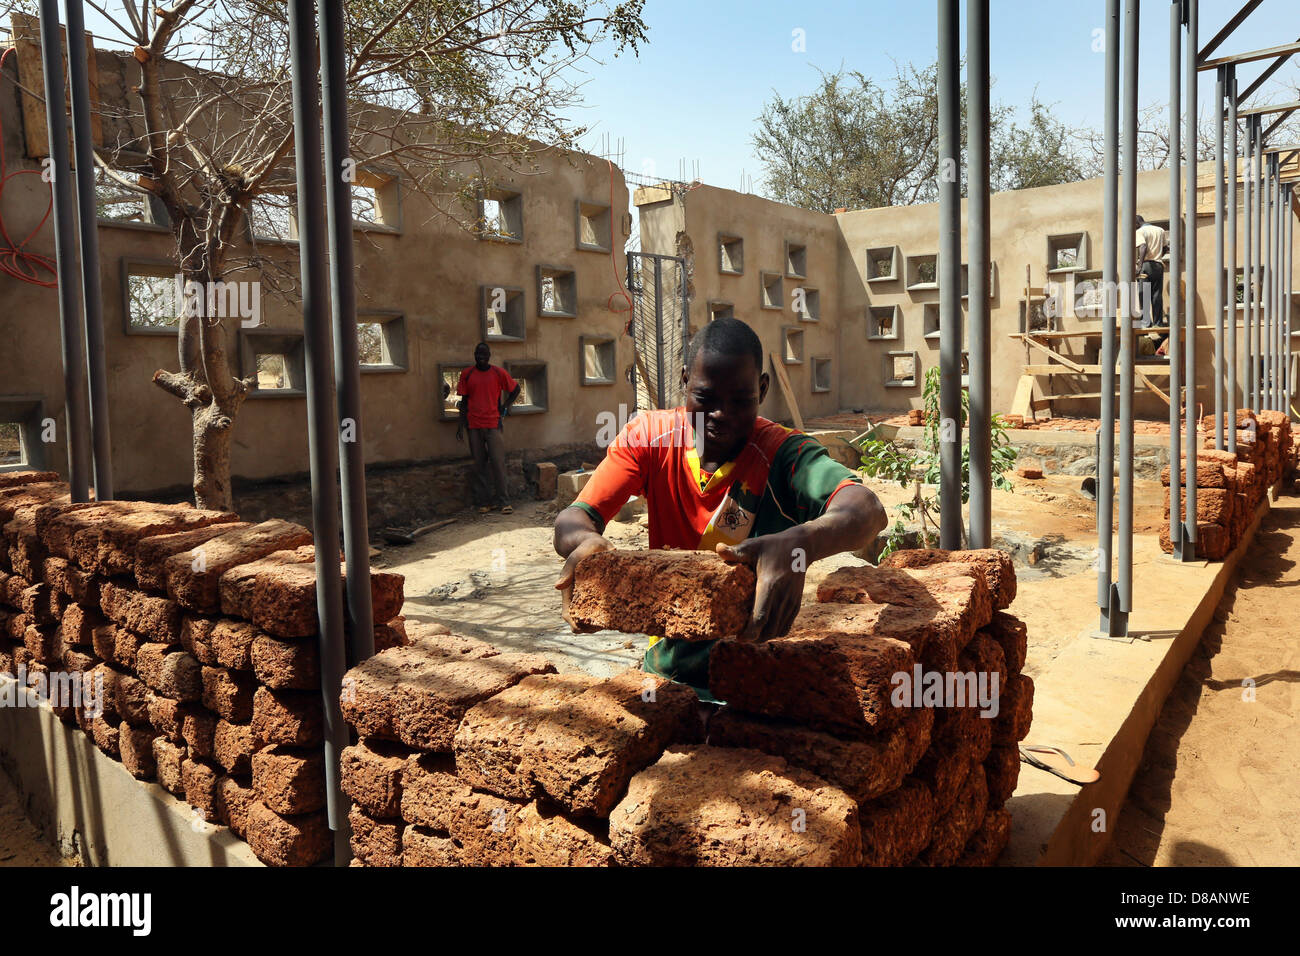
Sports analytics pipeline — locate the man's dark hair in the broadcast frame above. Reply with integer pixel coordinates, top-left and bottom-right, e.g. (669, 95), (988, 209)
(684, 317), (763, 376)
(475, 341), (490, 352)
(1136, 215), (1145, 227)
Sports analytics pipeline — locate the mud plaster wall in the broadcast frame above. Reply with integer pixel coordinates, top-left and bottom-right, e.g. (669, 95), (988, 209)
(638, 169), (1300, 422)
(0, 50), (632, 500)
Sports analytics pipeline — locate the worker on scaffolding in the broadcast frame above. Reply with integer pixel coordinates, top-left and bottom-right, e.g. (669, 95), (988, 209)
(1135, 215), (1169, 357)
(552, 318), (888, 700)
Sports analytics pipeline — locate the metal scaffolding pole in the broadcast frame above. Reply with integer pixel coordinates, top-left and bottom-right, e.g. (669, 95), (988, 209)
(36, 0), (91, 502)
(1245, 119), (1255, 408)
(1182, 0), (1199, 559)
(1263, 153), (1273, 410)
(966, 0), (991, 550)
(64, 0), (112, 500)
(1287, 186), (1294, 407)
(1253, 117), (1263, 409)
(1168, 0), (1183, 558)
(287, 0), (350, 866)
(318, 0), (375, 665)
(1214, 65), (1226, 449)
(937, 0), (962, 550)
(1268, 155), (1277, 409)
(1275, 156), (1285, 410)
(1098, 0), (1120, 630)
(1228, 67), (1239, 453)
(1117, 0), (1138, 630)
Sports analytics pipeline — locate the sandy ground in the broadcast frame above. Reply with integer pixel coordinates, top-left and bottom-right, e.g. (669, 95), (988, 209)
(0, 766), (78, 867)
(1100, 488), (1300, 867)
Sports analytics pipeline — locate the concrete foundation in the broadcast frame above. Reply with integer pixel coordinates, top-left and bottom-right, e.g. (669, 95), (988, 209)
(0, 682), (261, 867)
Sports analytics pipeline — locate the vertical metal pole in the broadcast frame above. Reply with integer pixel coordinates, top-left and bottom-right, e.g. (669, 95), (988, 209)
(317, 0), (374, 664)
(1227, 68), (1238, 454)
(1263, 153), (1273, 410)
(1287, 186), (1293, 410)
(967, 0), (991, 550)
(1117, 0), (1138, 629)
(1272, 171), (1279, 411)
(287, 0), (349, 866)
(937, 0), (962, 550)
(63, 0), (112, 500)
(1253, 117), (1263, 409)
(1245, 119), (1256, 409)
(1182, 0), (1197, 559)
(1213, 65), (1225, 449)
(1099, 0), (1120, 629)
(36, 0), (91, 502)
(1167, 0), (1182, 557)
(653, 257), (665, 409)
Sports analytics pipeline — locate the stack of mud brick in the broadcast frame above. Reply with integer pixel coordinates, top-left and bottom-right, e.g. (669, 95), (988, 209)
(1160, 410), (1295, 561)
(342, 547), (1032, 867)
(0, 470), (405, 867)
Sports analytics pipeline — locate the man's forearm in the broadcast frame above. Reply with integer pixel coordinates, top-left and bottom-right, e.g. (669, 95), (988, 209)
(783, 484), (887, 565)
(554, 505), (603, 558)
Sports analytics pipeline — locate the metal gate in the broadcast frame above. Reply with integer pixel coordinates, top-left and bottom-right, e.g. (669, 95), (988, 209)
(626, 251), (689, 410)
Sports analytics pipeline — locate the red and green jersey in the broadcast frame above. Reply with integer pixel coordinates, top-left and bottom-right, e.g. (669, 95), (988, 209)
(572, 407), (862, 697)
(574, 407), (860, 548)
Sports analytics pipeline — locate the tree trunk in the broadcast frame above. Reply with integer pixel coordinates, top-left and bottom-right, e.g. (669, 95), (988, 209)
(152, 260), (253, 512)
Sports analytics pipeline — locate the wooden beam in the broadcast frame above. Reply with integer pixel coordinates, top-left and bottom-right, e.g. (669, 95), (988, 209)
(1023, 364), (1174, 376)
(768, 351), (804, 431)
(1199, 40), (1300, 72)
(10, 12), (103, 160)
(1015, 335), (1087, 373)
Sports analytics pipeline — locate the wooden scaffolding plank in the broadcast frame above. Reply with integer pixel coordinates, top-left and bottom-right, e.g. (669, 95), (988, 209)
(768, 351), (804, 431)
(10, 12), (103, 161)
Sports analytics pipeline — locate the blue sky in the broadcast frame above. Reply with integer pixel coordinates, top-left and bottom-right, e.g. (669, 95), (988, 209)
(69, 1), (1300, 194)
(572, 0), (1300, 192)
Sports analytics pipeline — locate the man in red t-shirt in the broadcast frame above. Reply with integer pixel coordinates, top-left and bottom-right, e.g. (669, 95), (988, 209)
(457, 342), (521, 514)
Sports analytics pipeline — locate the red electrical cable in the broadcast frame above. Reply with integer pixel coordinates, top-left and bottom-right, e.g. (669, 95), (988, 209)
(0, 46), (57, 287)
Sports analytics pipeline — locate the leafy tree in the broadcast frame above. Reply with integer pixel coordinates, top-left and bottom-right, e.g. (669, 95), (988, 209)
(752, 64), (1086, 213)
(31, 0), (646, 510)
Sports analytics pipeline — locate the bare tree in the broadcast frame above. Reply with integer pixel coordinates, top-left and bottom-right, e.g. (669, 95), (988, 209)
(31, 0), (645, 510)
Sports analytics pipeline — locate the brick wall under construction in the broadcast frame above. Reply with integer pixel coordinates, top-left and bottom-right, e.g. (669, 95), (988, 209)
(0, 467), (1033, 867)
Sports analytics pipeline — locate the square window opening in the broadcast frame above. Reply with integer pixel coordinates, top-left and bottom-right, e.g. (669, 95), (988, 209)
(885, 351), (920, 388)
(907, 254), (938, 290)
(868, 305), (899, 340)
(479, 187), (524, 242)
(0, 397), (45, 472)
(537, 267), (577, 317)
(760, 271), (784, 310)
(357, 312), (407, 370)
(866, 246), (899, 281)
(794, 286), (820, 321)
(708, 301), (734, 322)
(506, 362), (548, 413)
(576, 201), (612, 252)
(580, 337), (616, 385)
(242, 332), (306, 396)
(95, 166), (151, 224)
(1047, 232), (1088, 273)
(719, 234), (744, 274)
(0, 421), (26, 467)
(782, 326), (804, 364)
(123, 264), (181, 333)
(811, 356), (832, 393)
(438, 365), (465, 420)
(482, 285), (527, 340)
(249, 195), (295, 241)
(785, 241), (807, 278)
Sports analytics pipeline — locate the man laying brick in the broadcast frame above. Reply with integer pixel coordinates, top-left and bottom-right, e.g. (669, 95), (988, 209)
(553, 317), (887, 698)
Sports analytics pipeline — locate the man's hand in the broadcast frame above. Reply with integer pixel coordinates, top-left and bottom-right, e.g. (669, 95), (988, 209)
(716, 528), (808, 641)
(554, 533), (614, 628)
(455, 425), (465, 442)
